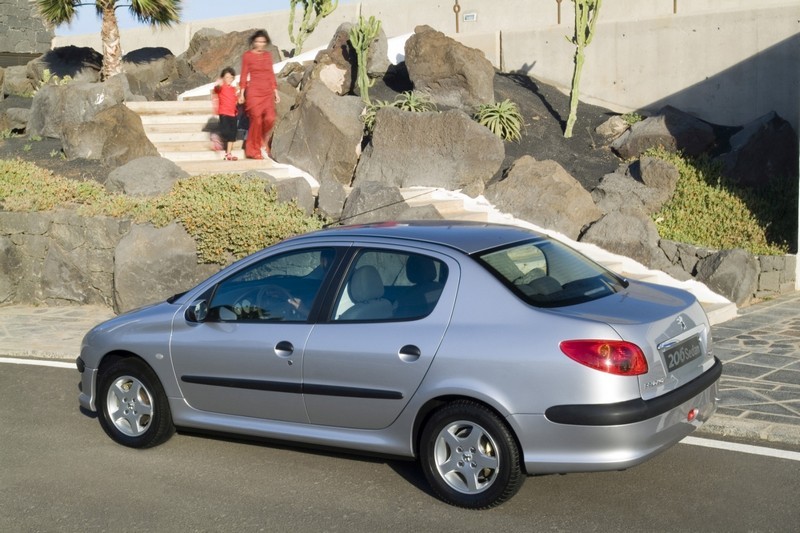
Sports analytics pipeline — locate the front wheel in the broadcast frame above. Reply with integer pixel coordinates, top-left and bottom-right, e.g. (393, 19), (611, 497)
(97, 358), (174, 448)
(420, 401), (524, 509)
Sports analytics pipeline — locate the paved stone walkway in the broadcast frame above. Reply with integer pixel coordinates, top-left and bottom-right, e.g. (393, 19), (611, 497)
(697, 291), (800, 445)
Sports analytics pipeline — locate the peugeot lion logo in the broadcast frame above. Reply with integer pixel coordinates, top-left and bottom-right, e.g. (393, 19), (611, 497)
(676, 316), (687, 331)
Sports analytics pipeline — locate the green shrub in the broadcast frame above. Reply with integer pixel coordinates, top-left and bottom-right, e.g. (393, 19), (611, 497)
(473, 99), (524, 142)
(649, 147), (795, 255)
(621, 112), (644, 125)
(393, 91), (437, 113)
(362, 99), (393, 135)
(362, 91), (437, 135)
(0, 159), (325, 264)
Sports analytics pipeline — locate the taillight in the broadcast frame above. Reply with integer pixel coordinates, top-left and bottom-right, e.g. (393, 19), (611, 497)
(559, 340), (648, 376)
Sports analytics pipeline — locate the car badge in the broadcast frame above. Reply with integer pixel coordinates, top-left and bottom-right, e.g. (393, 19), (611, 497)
(676, 316), (686, 331)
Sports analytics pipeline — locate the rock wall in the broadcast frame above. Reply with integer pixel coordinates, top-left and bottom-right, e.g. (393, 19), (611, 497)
(0, 0), (53, 55)
(659, 239), (797, 305)
(0, 211), (218, 313)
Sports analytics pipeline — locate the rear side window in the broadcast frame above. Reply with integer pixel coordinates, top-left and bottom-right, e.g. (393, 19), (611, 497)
(476, 239), (625, 307)
(333, 250), (448, 321)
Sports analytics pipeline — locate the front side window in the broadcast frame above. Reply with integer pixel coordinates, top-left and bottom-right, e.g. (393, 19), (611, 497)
(333, 250), (448, 321)
(477, 238), (625, 307)
(208, 248), (336, 322)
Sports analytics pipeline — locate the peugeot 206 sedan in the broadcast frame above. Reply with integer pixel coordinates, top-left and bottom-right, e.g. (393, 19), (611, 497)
(77, 221), (721, 509)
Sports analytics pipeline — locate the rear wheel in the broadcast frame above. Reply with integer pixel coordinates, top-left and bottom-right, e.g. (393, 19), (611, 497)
(420, 400), (524, 509)
(97, 358), (174, 448)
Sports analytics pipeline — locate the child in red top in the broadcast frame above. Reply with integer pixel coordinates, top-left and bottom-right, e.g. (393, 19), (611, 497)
(212, 67), (239, 160)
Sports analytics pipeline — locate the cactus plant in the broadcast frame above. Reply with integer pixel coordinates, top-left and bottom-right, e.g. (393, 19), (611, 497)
(349, 15), (382, 104)
(289, 0), (339, 56)
(564, 0), (602, 138)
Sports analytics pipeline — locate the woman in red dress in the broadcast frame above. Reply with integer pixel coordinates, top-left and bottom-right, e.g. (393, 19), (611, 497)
(239, 30), (281, 160)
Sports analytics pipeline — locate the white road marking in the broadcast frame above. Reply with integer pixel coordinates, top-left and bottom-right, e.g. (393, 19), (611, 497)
(681, 436), (800, 461)
(0, 357), (74, 369)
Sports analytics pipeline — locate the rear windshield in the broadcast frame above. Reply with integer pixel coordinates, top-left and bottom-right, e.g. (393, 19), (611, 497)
(475, 238), (626, 307)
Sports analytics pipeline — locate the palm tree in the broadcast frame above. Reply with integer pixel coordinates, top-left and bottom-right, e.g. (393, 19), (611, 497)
(33, 1), (181, 80)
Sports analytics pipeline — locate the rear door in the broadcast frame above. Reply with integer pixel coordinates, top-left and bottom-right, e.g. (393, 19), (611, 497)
(302, 247), (458, 429)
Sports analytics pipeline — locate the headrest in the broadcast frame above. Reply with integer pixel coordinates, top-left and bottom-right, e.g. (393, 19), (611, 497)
(348, 266), (384, 302)
(406, 255), (436, 284)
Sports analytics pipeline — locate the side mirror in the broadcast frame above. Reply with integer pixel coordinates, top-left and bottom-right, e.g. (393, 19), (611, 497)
(186, 300), (208, 322)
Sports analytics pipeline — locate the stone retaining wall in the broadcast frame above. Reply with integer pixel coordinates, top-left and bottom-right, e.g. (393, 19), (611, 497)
(659, 239), (797, 303)
(1, 210), (794, 311)
(0, 210), (216, 313)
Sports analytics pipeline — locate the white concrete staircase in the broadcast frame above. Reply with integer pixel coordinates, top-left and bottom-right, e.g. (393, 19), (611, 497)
(126, 100), (316, 188)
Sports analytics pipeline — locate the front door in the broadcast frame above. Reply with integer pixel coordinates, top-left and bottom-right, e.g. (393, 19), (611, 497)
(170, 247), (338, 422)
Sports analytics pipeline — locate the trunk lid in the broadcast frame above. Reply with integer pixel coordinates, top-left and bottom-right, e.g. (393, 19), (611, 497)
(549, 280), (715, 400)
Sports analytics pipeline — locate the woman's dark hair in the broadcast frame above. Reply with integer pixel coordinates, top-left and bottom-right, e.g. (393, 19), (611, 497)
(249, 29), (271, 46)
(220, 67), (236, 78)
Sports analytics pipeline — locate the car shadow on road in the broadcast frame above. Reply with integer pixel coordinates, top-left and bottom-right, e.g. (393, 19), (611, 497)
(176, 428), (434, 495)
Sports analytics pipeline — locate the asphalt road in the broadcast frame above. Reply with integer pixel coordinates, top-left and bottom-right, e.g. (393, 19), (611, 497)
(2, 362), (799, 532)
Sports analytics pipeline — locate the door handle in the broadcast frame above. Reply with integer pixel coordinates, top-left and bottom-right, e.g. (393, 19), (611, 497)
(398, 344), (421, 362)
(275, 340), (294, 357)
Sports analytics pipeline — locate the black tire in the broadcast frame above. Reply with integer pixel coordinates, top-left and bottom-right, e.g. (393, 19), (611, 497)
(420, 400), (524, 509)
(97, 358), (174, 449)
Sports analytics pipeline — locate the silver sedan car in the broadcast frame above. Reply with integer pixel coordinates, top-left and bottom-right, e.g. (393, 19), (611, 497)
(77, 221), (721, 509)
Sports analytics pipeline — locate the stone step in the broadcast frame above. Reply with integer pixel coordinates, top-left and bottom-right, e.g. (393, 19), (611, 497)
(702, 301), (739, 325)
(401, 189), (490, 222)
(155, 140), (244, 152)
(140, 113), (217, 125)
(162, 149), (247, 162)
(148, 131), (217, 143)
(177, 158), (314, 180)
(126, 100), (213, 115)
(144, 122), (218, 134)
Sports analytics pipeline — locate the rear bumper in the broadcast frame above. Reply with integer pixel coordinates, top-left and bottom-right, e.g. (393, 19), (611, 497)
(510, 358), (721, 475)
(545, 357), (722, 425)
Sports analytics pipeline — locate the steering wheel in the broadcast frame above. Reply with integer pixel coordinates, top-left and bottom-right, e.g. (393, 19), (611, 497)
(256, 284), (296, 320)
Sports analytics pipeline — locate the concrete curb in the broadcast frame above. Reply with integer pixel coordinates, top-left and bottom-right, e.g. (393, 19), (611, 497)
(696, 415), (800, 447)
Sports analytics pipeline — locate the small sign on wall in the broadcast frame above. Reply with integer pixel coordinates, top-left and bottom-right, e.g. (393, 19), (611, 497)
(463, 12), (477, 22)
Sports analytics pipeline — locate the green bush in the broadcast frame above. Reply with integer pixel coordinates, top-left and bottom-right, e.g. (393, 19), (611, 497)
(649, 147), (795, 255)
(0, 159), (325, 264)
(362, 99), (394, 135)
(621, 112), (644, 125)
(473, 99), (524, 142)
(393, 91), (437, 113)
(362, 91), (437, 135)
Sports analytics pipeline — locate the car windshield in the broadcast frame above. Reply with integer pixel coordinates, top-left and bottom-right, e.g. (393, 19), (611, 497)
(475, 238), (626, 307)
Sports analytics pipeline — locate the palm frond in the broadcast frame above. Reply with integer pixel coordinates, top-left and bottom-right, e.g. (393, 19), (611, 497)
(33, 0), (81, 25)
(128, 0), (182, 27)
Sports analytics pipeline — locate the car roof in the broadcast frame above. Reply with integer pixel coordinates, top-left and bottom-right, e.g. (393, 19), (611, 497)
(290, 221), (544, 255)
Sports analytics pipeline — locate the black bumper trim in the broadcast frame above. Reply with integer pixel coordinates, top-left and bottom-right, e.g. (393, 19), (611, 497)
(545, 357), (722, 426)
